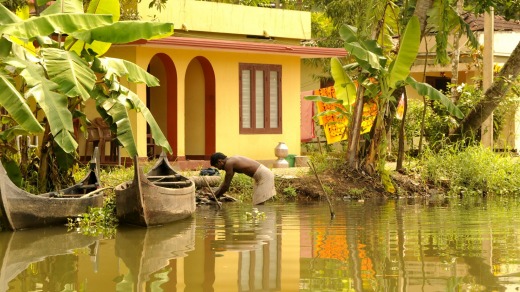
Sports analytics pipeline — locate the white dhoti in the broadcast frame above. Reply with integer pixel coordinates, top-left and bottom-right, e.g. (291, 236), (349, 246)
(252, 165), (276, 205)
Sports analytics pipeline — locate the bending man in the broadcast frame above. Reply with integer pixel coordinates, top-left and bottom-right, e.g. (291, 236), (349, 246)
(210, 152), (275, 205)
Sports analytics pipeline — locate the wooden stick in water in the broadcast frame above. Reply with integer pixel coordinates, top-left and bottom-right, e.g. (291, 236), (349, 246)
(307, 161), (335, 219)
(80, 187), (112, 198)
(202, 176), (222, 209)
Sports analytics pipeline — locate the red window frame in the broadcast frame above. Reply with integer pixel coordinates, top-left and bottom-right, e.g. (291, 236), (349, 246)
(239, 63), (282, 134)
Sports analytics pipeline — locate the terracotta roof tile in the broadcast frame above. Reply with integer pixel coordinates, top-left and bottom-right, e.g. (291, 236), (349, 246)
(463, 12), (520, 31)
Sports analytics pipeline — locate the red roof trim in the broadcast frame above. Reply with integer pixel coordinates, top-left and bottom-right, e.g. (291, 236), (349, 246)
(128, 36), (347, 58)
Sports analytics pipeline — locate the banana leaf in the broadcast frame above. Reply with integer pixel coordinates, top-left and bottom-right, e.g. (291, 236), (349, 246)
(40, 0), (84, 15)
(5, 57), (45, 87)
(93, 57), (159, 86)
(66, 0), (120, 57)
(42, 48), (97, 99)
(0, 72), (43, 133)
(304, 95), (343, 104)
(96, 96), (138, 157)
(26, 80), (77, 153)
(71, 22), (174, 44)
(388, 16), (420, 89)
(0, 36), (11, 57)
(0, 13), (113, 40)
(340, 25), (382, 71)
(377, 2), (400, 54)
(406, 76), (463, 119)
(95, 85), (172, 157)
(0, 3), (21, 25)
(120, 87), (172, 154)
(330, 57), (356, 108)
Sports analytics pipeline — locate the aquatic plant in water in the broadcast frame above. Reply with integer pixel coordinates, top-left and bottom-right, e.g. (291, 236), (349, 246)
(244, 208), (266, 221)
(67, 195), (118, 238)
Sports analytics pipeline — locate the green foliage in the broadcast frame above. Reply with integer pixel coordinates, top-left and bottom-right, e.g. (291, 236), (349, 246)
(389, 16), (420, 89)
(307, 16), (462, 174)
(491, 76), (520, 141)
(322, 184), (333, 197)
(346, 187), (365, 198)
(0, 2), (174, 153)
(282, 185), (298, 198)
(99, 164), (135, 186)
(465, 0), (520, 21)
(0, 0), (174, 191)
(305, 0), (390, 83)
(406, 77), (464, 119)
(1, 0), (28, 12)
(399, 75), (520, 153)
(67, 193), (118, 238)
(228, 173), (254, 202)
(309, 151), (344, 173)
(417, 145), (520, 197)
(330, 57), (356, 107)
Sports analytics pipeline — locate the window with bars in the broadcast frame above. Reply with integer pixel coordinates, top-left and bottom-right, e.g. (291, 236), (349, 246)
(239, 63), (282, 134)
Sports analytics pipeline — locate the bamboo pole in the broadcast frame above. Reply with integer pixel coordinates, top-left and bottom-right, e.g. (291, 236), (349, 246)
(202, 176), (221, 209)
(307, 161), (335, 219)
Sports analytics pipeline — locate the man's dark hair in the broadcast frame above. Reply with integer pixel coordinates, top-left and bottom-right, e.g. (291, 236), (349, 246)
(210, 152), (227, 167)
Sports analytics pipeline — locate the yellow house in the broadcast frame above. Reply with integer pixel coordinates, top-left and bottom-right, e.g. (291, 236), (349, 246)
(78, 0), (346, 168)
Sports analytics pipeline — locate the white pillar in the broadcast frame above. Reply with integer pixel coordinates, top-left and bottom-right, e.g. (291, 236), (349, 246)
(481, 8), (494, 148)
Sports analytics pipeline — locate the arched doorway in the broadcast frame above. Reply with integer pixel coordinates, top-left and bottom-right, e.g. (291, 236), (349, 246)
(147, 53), (178, 159)
(184, 56), (216, 160)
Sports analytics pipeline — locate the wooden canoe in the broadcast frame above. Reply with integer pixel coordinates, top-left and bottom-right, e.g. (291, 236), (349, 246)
(0, 148), (105, 231)
(115, 152), (196, 227)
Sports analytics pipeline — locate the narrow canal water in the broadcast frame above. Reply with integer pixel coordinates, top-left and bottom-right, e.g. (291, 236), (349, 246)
(2, 197), (520, 291)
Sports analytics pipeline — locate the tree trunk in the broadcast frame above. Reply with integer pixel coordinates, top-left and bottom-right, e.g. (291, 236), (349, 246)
(414, 0), (435, 38)
(418, 36), (431, 154)
(347, 86), (366, 168)
(451, 41), (520, 141)
(33, 0), (47, 16)
(38, 124), (52, 193)
(450, 0), (464, 102)
(396, 91), (408, 171)
(363, 100), (387, 175)
(418, 96), (427, 153)
(19, 136), (28, 178)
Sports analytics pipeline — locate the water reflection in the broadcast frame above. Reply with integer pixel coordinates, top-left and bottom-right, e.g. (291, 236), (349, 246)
(298, 198), (520, 292)
(1, 199), (520, 291)
(0, 227), (100, 292)
(114, 218), (195, 291)
(207, 205), (277, 251)
(193, 205), (281, 291)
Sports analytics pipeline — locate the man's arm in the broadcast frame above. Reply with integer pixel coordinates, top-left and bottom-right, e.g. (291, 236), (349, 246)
(214, 161), (235, 197)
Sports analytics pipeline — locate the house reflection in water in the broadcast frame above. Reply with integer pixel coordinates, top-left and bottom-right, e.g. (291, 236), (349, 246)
(185, 205), (281, 292)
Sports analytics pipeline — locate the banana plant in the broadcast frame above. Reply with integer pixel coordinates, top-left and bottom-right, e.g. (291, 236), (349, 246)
(306, 15), (463, 177)
(0, 0), (173, 191)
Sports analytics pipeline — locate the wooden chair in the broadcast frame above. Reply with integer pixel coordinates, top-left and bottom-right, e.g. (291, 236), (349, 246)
(93, 118), (120, 165)
(85, 122), (102, 162)
(147, 134), (156, 160)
